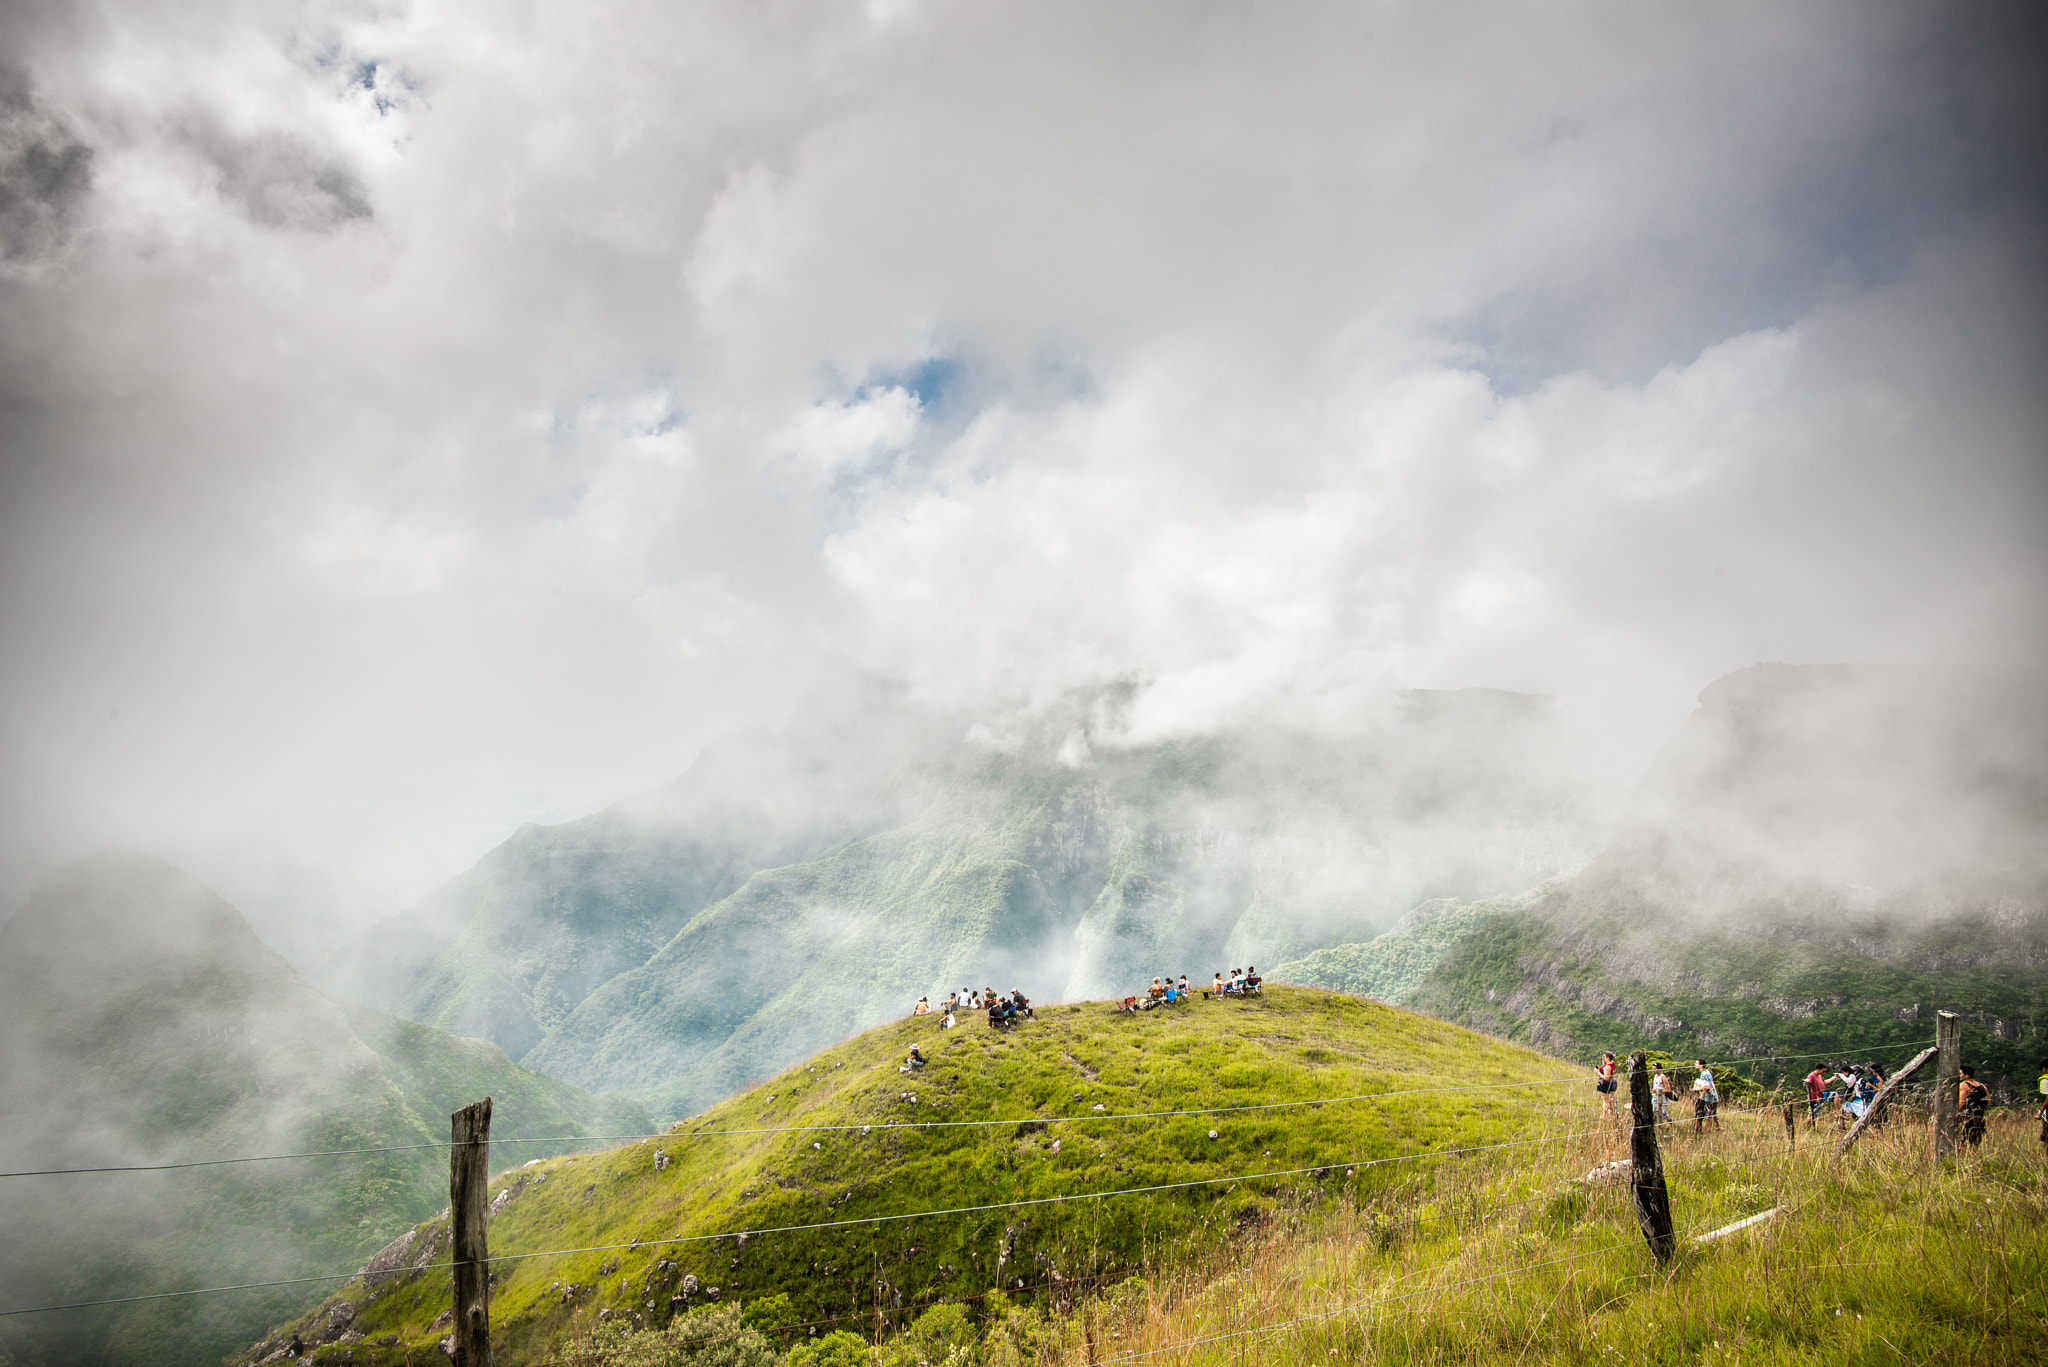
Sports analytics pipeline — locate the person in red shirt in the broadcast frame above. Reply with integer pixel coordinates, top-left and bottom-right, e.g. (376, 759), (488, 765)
(1805, 1065), (1829, 1124)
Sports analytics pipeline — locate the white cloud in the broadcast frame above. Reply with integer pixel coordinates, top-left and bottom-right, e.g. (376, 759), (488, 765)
(0, 0), (2040, 919)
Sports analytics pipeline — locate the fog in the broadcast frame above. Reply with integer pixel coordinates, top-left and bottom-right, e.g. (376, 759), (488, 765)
(1, 0), (2045, 948)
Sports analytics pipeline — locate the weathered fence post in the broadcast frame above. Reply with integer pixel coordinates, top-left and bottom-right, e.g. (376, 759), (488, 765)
(1933, 1011), (1960, 1158)
(1783, 1101), (1796, 1148)
(451, 1097), (493, 1367)
(1627, 1051), (1675, 1263)
(1834, 1046), (1937, 1159)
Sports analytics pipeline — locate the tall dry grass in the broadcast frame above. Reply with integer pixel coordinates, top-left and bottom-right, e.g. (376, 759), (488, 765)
(977, 1103), (2046, 1365)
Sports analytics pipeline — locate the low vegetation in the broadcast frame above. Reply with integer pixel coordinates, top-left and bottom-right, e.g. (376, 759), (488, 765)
(241, 987), (2048, 1365)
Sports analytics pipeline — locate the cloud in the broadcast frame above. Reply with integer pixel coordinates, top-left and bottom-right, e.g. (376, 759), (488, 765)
(0, 0), (2041, 926)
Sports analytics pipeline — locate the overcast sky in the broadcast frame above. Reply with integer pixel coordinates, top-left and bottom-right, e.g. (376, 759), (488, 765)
(1, 1), (2043, 927)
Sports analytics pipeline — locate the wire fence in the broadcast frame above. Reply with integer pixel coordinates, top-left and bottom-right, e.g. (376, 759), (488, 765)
(0, 1018), (1947, 1367)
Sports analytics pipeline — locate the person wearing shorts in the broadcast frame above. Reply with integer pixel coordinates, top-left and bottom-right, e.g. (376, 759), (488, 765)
(1596, 1053), (1620, 1123)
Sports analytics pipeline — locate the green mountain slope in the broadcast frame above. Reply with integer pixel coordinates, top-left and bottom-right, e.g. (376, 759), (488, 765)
(0, 854), (649, 1367)
(1271, 884), (1562, 1004)
(1284, 663), (2048, 1093)
(235, 985), (1583, 1366)
(321, 686), (1600, 1118)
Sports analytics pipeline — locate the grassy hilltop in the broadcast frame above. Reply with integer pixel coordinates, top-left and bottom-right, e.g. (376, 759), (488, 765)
(240, 985), (1587, 1363)
(242, 984), (2048, 1366)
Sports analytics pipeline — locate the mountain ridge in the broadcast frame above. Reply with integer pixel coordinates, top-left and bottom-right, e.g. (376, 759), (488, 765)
(314, 686), (1598, 1119)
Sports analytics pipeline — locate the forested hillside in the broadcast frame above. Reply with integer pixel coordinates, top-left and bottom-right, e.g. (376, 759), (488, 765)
(1280, 664), (2048, 1094)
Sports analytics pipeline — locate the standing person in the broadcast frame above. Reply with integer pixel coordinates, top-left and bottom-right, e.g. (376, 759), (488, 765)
(1692, 1061), (1720, 1134)
(1805, 1065), (1829, 1123)
(1595, 1053), (1620, 1123)
(1958, 1066), (1991, 1148)
(1651, 1064), (1674, 1124)
(2038, 1058), (2048, 1150)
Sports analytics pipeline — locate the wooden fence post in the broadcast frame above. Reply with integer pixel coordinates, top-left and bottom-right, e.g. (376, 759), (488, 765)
(1933, 1011), (1960, 1158)
(1627, 1051), (1675, 1263)
(451, 1098), (493, 1367)
(1833, 1046), (1937, 1159)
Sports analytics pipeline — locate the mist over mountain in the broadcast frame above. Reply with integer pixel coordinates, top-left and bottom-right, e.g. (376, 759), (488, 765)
(1283, 663), (2048, 1091)
(0, 853), (648, 1367)
(315, 682), (1607, 1117)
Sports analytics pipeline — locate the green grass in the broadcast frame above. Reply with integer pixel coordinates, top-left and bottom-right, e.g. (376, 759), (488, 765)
(988, 1111), (2047, 1365)
(241, 986), (1586, 1363)
(250, 987), (2048, 1366)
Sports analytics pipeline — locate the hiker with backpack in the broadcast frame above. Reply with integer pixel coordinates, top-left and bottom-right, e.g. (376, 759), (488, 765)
(1959, 1065), (1991, 1148)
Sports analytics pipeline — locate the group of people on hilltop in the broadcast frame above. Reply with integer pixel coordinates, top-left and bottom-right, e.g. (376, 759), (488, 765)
(909, 987), (1034, 1030)
(1118, 967), (1261, 1013)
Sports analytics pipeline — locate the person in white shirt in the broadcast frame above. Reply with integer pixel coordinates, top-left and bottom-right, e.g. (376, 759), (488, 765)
(1651, 1065), (1673, 1123)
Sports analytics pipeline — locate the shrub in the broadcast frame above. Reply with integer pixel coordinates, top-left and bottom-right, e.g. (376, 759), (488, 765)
(588, 1304), (779, 1367)
(784, 1330), (873, 1366)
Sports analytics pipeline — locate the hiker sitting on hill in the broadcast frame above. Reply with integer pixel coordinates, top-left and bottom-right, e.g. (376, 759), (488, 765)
(1010, 989), (1034, 1019)
(1178, 975), (1191, 996)
(1245, 966), (1262, 993)
(902, 1044), (926, 1072)
(989, 997), (1012, 1028)
(912, 996), (930, 1017)
(1148, 978), (1168, 1001)
(942, 990), (959, 1014)
(1208, 972), (1224, 999)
